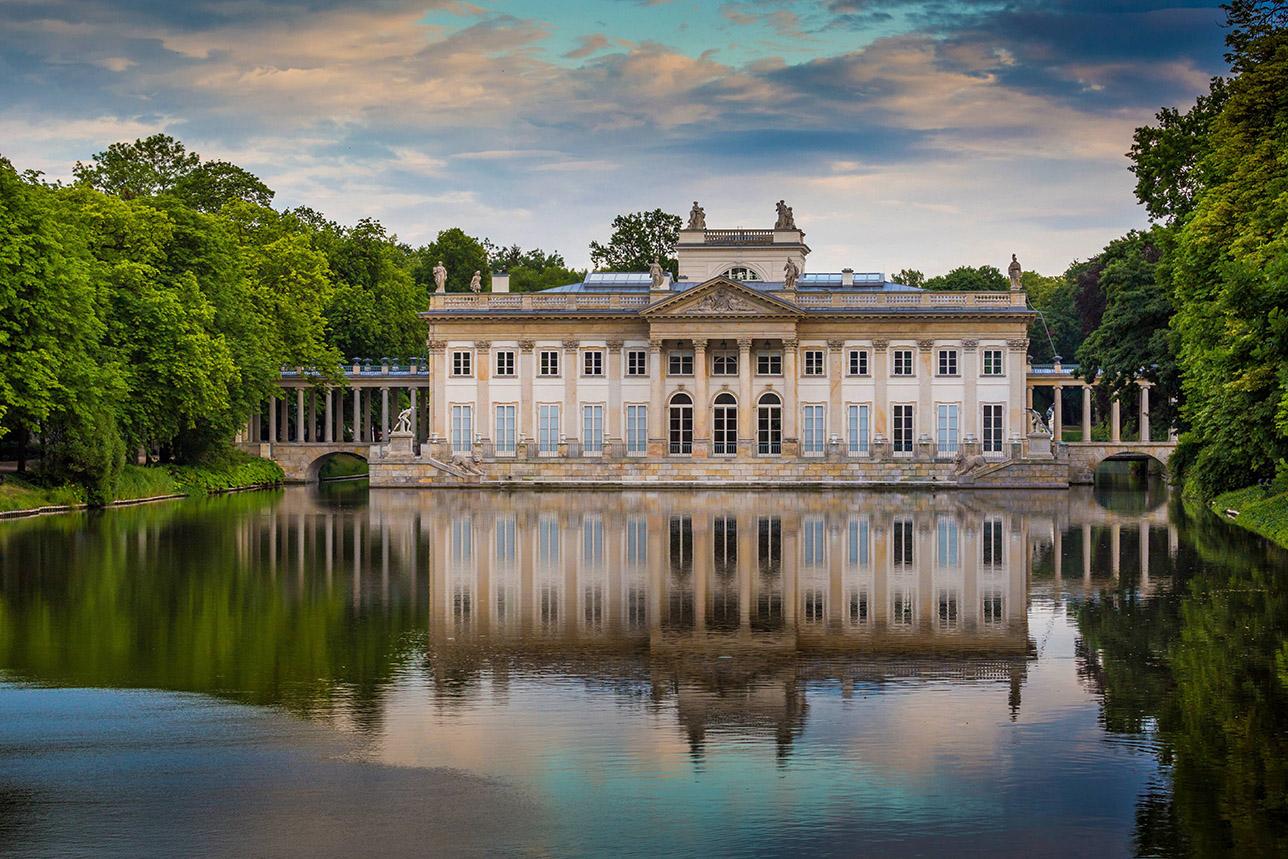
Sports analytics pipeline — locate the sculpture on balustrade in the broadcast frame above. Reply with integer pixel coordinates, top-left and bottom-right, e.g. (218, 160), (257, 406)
(688, 201), (706, 230)
(1008, 254), (1023, 290)
(649, 258), (665, 289)
(433, 261), (448, 294)
(393, 407), (414, 435)
(1028, 407), (1052, 437)
(953, 448), (988, 477)
(775, 200), (796, 230)
(783, 257), (801, 290)
(469, 271), (482, 293)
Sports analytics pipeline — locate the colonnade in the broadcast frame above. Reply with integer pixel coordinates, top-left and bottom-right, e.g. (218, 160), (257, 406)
(1027, 366), (1164, 443)
(244, 366), (431, 446)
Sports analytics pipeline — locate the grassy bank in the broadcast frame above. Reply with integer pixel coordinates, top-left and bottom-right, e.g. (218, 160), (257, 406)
(1211, 486), (1288, 549)
(0, 450), (284, 514)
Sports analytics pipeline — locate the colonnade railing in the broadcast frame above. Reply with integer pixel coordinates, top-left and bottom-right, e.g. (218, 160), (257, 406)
(1026, 362), (1175, 443)
(240, 362), (430, 447)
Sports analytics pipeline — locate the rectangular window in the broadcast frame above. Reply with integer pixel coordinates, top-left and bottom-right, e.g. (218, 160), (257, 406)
(847, 404), (870, 455)
(848, 349), (869, 376)
(626, 350), (648, 376)
(494, 405), (516, 454)
(893, 404), (914, 454)
(582, 404), (604, 455)
(892, 349), (914, 376)
(494, 350), (515, 377)
(893, 518), (915, 568)
(936, 518), (960, 568)
(451, 350), (472, 377)
(538, 404), (560, 454)
(803, 517), (826, 568)
(936, 403), (960, 454)
(847, 517), (870, 568)
(539, 350), (559, 377)
(756, 353), (782, 375)
(625, 404), (648, 455)
(582, 350), (603, 377)
(983, 404), (1004, 454)
(983, 517), (1004, 568)
(711, 353), (738, 375)
(802, 405), (825, 455)
(937, 349), (959, 376)
(668, 352), (693, 376)
(982, 348), (1005, 376)
(450, 404), (473, 453)
(803, 350), (825, 376)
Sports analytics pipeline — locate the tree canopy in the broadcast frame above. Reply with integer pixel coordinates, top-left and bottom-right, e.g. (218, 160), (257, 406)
(922, 265), (1008, 292)
(589, 209), (680, 275)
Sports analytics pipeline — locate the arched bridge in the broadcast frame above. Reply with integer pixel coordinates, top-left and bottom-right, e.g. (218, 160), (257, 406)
(1064, 441), (1177, 483)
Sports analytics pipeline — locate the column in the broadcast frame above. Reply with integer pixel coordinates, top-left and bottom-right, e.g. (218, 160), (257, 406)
(1111, 397), (1121, 443)
(408, 387), (418, 442)
(360, 389), (368, 442)
(325, 389), (334, 442)
(607, 341), (623, 450)
(873, 341), (889, 446)
(782, 339), (798, 451)
(1082, 523), (1092, 586)
(429, 340), (447, 443)
(1009, 339), (1027, 446)
(1138, 381), (1151, 442)
(308, 391), (317, 442)
(1053, 527), (1063, 582)
(827, 340), (844, 444)
(1052, 385), (1063, 442)
(1139, 521), (1150, 590)
(648, 339), (664, 449)
(519, 341), (535, 448)
(737, 338), (753, 456)
(295, 388), (305, 442)
(693, 339), (708, 457)
(268, 394), (278, 444)
(562, 339), (579, 446)
(917, 340), (934, 448)
(381, 386), (390, 442)
(1082, 385), (1092, 441)
(475, 341), (491, 448)
(1110, 524), (1121, 579)
(962, 340), (979, 444)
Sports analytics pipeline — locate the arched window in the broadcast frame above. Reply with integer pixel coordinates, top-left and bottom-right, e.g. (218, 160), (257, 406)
(757, 393), (782, 455)
(721, 266), (762, 282)
(713, 392), (738, 455)
(669, 392), (693, 455)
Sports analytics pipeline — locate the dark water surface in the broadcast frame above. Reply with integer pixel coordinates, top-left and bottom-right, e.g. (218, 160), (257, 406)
(2, 475), (1286, 857)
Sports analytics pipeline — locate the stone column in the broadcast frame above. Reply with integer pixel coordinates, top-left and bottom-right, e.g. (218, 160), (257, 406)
(325, 389), (334, 443)
(308, 390), (317, 442)
(782, 339), (798, 453)
(1138, 381), (1151, 442)
(693, 339), (709, 457)
(917, 340), (934, 448)
(1082, 523), (1092, 586)
(1111, 397), (1121, 443)
(380, 386), (390, 443)
(408, 386), (418, 443)
(1053, 527), (1063, 582)
(476, 341), (491, 449)
(607, 341), (623, 450)
(827, 340), (844, 443)
(268, 394), (278, 444)
(737, 338), (753, 456)
(1139, 520), (1150, 590)
(648, 339), (664, 451)
(1009, 339), (1028, 447)
(429, 340), (447, 443)
(519, 341), (535, 450)
(873, 340), (889, 446)
(296, 388), (305, 442)
(962, 339), (979, 445)
(562, 339), (579, 446)
(1082, 385), (1092, 441)
(1110, 524), (1121, 579)
(352, 387), (360, 442)
(1052, 385), (1063, 442)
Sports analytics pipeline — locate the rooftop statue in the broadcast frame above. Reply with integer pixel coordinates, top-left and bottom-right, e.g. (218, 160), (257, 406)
(687, 201), (706, 230)
(433, 261), (447, 294)
(775, 200), (796, 231)
(649, 258), (665, 289)
(1008, 254), (1023, 290)
(469, 270), (482, 293)
(783, 257), (801, 290)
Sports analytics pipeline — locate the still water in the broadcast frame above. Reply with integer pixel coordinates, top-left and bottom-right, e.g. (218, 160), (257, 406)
(1, 477), (1286, 857)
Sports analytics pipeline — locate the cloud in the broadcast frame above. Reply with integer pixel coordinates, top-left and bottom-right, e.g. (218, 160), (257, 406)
(564, 33), (611, 59)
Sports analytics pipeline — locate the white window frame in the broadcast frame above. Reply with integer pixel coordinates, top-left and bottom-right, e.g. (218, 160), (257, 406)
(802, 404), (825, 456)
(847, 349), (869, 377)
(982, 348), (1005, 377)
(494, 404), (516, 455)
(451, 350), (473, 378)
(539, 350), (560, 377)
(892, 349), (915, 377)
(847, 403), (870, 456)
(450, 404), (473, 453)
(803, 350), (826, 376)
(581, 404), (604, 455)
(936, 402), (960, 455)
(711, 353), (738, 376)
(582, 350), (604, 377)
(668, 351), (694, 376)
(494, 350), (515, 378)
(625, 404), (648, 455)
(892, 404), (915, 455)
(982, 403), (1005, 455)
(937, 349), (959, 377)
(626, 350), (648, 376)
(756, 352), (782, 376)
(537, 403), (560, 455)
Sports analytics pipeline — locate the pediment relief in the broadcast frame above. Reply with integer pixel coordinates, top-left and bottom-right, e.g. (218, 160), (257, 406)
(643, 277), (801, 318)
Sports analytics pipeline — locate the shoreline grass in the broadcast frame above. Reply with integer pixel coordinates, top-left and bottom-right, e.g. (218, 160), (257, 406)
(1211, 486), (1288, 550)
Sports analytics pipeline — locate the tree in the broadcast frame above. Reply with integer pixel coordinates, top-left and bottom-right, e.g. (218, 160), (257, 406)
(589, 209), (680, 275)
(1023, 270), (1081, 364)
(172, 161), (274, 212)
(483, 240), (584, 292)
(923, 265), (1008, 292)
(891, 268), (924, 288)
(322, 218), (422, 360)
(1128, 80), (1228, 223)
(414, 227), (491, 295)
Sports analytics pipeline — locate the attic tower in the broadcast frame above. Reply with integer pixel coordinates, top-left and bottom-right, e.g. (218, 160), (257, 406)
(676, 208), (809, 283)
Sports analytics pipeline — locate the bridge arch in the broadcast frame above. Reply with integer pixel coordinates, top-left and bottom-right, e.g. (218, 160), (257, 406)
(307, 451), (369, 483)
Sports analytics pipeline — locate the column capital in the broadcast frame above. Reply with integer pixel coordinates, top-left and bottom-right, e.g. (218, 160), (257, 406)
(517, 339), (535, 352)
(916, 339), (935, 350)
(562, 339), (579, 352)
(606, 340), (624, 353)
(872, 339), (889, 350)
(736, 338), (753, 351)
(649, 338), (664, 351)
(826, 339), (845, 350)
(428, 340), (447, 354)
(474, 340), (492, 350)
(782, 339), (799, 351)
(1006, 338), (1028, 351)
(962, 338), (979, 351)
(692, 338), (708, 351)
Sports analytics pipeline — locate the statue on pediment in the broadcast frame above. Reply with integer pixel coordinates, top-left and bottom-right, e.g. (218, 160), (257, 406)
(783, 257), (801, 290)
(775, 200), (796, 230)
(1008, 254), (1023, 290)
(469, 270), (482, 293)
(649, 258), (665, 289)
(688, 201), (706, 230)
(432, 261), (447, 294)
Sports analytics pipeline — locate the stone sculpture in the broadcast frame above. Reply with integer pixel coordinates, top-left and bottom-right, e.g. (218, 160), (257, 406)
(783, 258), (801, 290)
(953, 448), (988, 477)
(1028, 407), (1051, 437)
(469, 270), (482, 293)
(1008, 254), (1023, 290)
(450, 451), (485, 477)
(775, 200), (796, 230)
(649, 258), (665, 289)
(433, 261), (447, 294)
(688, 201), (706, 230)
(393, 406), (414, 435)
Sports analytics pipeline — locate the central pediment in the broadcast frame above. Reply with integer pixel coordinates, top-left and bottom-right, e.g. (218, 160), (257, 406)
(640, 276), (803, 318)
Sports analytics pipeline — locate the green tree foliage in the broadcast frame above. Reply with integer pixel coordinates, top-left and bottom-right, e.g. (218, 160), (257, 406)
(1023, 270), (1081, 364)
(1074, 230), (1181, 435)
(891, 268), (924, 288)
(414, 227), (491, 295)
(922, 265), (1008, 292)
(589, 209), (681, 275)
(484, 241), (585, 292)
(318, 218), (422, 361)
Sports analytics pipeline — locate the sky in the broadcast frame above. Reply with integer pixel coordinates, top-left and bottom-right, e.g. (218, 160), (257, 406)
(0, 0), (1229, 275)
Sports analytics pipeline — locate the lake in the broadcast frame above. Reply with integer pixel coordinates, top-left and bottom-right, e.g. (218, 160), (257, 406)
(2, 474), (1286, 856)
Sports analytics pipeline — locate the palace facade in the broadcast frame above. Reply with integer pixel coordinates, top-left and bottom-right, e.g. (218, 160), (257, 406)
(388, 208), (1049, 487)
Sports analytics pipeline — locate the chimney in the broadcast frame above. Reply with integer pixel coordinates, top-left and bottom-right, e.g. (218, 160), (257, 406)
(841, 268), (854, 287)
(492, 272), (510, 293)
